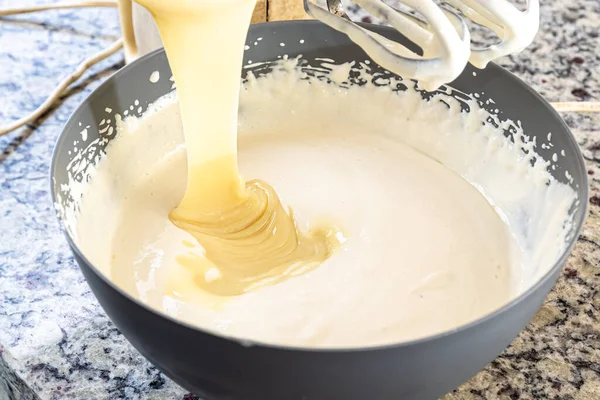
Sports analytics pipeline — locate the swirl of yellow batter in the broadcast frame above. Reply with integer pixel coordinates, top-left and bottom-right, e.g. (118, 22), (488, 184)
(170, 179), (340, 296)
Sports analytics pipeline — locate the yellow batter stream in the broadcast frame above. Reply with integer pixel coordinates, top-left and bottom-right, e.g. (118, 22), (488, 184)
(136, 0), (340, 296)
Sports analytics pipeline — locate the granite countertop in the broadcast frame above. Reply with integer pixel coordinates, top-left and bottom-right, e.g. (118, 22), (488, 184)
(1, 0), (599, 399)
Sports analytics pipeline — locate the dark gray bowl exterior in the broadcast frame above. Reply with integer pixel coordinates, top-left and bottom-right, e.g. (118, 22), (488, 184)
(51, 21), (588, 400)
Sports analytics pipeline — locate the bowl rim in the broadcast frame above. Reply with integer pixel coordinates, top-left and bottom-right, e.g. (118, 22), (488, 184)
(50, 20), (589, 353)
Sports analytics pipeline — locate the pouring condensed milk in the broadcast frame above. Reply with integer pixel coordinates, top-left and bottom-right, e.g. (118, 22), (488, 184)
(130, 0), (342, 297)
(71, 0), (578, 347)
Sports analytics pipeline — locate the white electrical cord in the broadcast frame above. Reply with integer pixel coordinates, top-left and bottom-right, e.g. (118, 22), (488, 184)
(0, 39), (123, 137)
(551, 102), (600, 113)
(0, 1), (120, 137)
(0, 1), (116, 17)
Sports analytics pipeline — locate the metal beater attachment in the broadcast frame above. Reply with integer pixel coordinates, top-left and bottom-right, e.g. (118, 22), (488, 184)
(303, 0), (539, 90)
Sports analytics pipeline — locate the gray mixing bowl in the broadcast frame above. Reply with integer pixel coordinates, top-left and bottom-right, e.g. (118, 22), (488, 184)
(51, 21), (588, 400)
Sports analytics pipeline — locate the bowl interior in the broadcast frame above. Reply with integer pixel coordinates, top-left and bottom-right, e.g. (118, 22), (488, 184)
(51, 20), (588, 346)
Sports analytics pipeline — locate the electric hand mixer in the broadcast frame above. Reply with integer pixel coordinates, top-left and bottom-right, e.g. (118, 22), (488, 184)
(120, 0), (539, 90)
(3, 0), (596, 137)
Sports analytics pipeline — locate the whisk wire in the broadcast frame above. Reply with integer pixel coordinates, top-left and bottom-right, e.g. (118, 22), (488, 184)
(305, 0), (540, 88)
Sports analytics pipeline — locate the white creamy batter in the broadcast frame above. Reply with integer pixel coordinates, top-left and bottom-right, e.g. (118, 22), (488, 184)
(57, 0), (571, 348)
(69, 59), (576, 347)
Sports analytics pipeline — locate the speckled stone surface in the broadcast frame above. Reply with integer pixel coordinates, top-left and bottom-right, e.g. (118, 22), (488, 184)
(0, 1), (598, 399)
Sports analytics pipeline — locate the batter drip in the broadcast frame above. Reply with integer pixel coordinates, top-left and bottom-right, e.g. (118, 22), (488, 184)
(136, 0), (340, 296)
